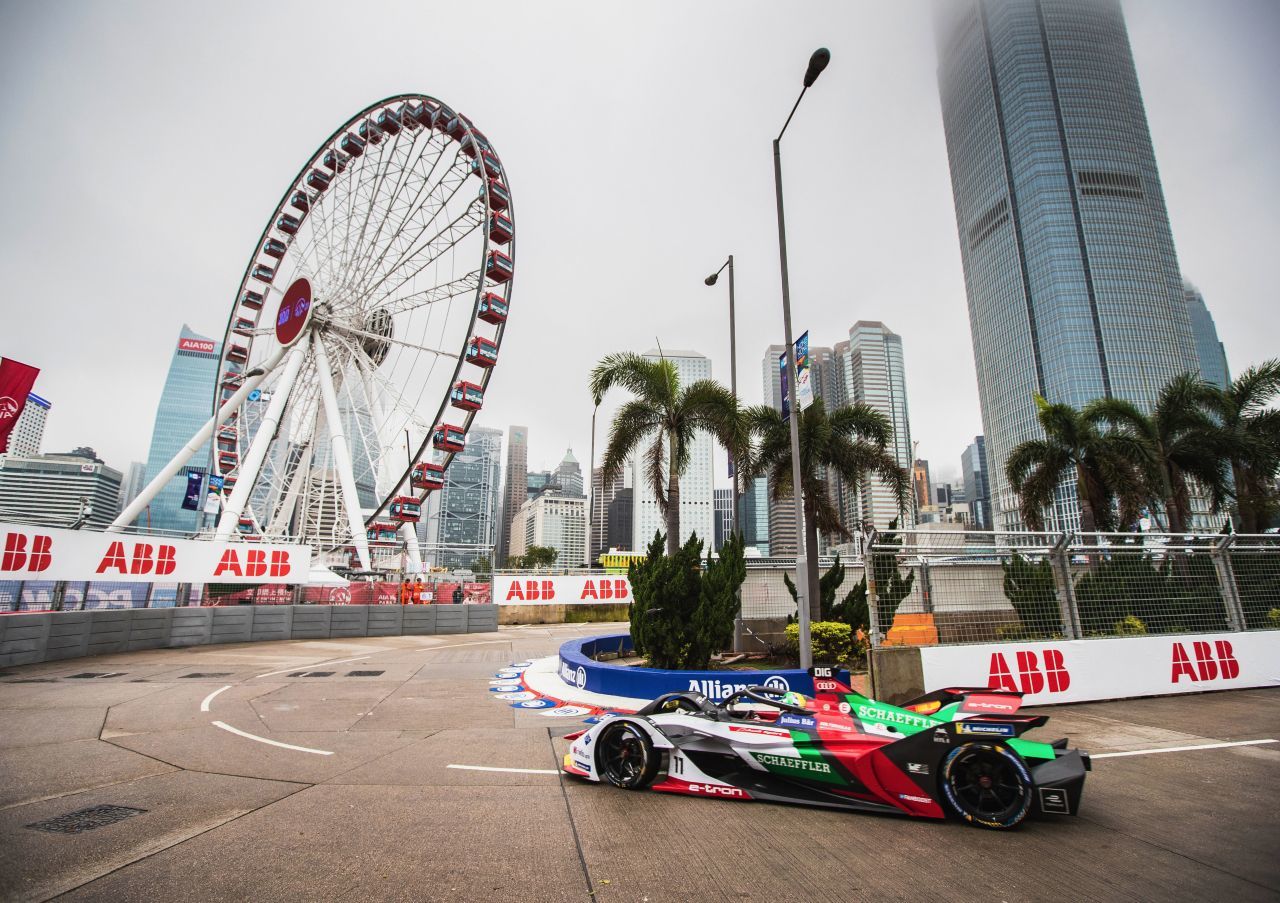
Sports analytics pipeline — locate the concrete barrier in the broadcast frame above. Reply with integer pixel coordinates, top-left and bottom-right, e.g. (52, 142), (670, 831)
(0, 605), (500, 667)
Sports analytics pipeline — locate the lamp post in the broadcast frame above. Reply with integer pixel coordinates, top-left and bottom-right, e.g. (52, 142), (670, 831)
(586, 403), (598, 568)
(773, 47), (830, 669)
(704, 255), (740, 539)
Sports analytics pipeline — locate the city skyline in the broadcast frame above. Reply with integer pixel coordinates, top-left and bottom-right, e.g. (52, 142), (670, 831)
(1, 2), (1275, 504)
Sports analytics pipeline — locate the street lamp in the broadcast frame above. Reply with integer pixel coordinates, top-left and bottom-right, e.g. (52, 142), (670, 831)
(586, 403), (599, 568)
(773, 47), (830, 669)
(705, 255), (740, 539)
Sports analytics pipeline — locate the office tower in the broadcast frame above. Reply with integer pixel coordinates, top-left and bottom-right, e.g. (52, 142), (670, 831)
(140, 326), (222, 534)
(913, 460), (932, 511)
(527, 470), (557, 500)
(118, 461), (146, 510)
(555, 448), (584, 497)
(961, 436), (992, 529)
(7, 392), (50, 457)
(713, 488), (733, 551)
(835, 322), (914, 529)
(741, 476), (770, 556)
(591, 465), (628, 561)
(938, 0), (1199, 531)
(934, 483), (954, 506)
(1183, 283), (1230, 391)
(496, 425), (528, 565)
(632, 350), (714, 549)
(427, 426), (502, 568)
(516, 490), (586, 567)
(607, 488), (634, 553)
(0, 451), (122, 529)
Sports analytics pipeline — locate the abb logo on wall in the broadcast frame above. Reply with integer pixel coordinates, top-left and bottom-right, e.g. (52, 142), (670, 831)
(987, 649), (1071, 694)
(495, 574), (633, 605)
(2, 532), (52, 572)
(1171, 640), (1239, 683)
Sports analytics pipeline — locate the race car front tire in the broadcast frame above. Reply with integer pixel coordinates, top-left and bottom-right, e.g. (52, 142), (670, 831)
(596, 721), (659, 790)
(939, 742), (1033, 830)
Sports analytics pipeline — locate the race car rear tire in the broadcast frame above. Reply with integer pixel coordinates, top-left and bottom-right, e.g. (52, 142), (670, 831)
(939, 742), (1033, 830)
(597, 722), (658, 790)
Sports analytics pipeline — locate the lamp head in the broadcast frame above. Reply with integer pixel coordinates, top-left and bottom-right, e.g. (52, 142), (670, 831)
(704, 273), (719, 286)
(803, 48), (831, 87)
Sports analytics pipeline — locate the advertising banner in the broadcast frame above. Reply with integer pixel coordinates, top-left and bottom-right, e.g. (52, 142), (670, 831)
(917, 632), (1280, 706)
(182, 471), (204, 510)
(494, 573), (632, 605)
(0, 522), (311, 585)
(794, 331), (813, 411)
(778, 352), (789, 419)
(0, 358), (40, 453)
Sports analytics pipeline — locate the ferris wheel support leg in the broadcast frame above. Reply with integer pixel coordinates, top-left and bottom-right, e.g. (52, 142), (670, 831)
(214, 344), (309, 541)
(401, 523), (423, 574)
(354, 353), (389, 499)
(312, 334), (373, 571)
(108, 345), (289, 533)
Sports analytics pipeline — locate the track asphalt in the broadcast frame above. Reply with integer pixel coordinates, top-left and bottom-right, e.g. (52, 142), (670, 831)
(0, 622), (1276, 902)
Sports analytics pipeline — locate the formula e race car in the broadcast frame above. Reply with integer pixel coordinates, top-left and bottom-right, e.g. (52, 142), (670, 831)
(562, 667), (1089, 829)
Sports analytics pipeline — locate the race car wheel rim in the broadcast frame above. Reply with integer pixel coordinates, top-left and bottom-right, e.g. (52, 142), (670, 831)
(941, 743), (1032, 829)
(597, 723), (653, 789)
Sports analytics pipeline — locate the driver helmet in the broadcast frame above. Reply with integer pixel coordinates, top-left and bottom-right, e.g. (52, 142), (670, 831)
(780, 691), (809, 710)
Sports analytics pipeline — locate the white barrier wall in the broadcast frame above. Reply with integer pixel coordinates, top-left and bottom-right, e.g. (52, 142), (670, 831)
(918, 631), (1280, 706)
(493, 574), (632, 605)
(0, 523), (311, 585)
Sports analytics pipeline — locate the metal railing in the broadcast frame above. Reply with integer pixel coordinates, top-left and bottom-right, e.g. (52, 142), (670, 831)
(735, 531), (1280, 647)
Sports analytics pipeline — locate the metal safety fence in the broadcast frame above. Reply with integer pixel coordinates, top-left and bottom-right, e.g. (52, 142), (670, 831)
(738, 531), (1280, 648)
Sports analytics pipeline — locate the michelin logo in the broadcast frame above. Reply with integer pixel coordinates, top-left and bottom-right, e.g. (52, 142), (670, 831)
(956, 722), (1015, 737)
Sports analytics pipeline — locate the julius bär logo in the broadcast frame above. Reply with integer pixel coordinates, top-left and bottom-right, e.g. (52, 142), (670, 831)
(988, 649), (1071, 694)
(0, 396), (18, 420)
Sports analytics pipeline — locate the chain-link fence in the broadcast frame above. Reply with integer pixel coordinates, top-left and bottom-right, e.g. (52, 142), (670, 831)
(737, 532), (1280, 648)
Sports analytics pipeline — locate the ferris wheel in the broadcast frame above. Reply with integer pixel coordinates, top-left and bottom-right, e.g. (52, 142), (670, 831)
(110, 95), (514, 571)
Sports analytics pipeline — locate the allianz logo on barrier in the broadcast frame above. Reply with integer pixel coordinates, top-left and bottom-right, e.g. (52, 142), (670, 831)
(558, 661), (589, 689)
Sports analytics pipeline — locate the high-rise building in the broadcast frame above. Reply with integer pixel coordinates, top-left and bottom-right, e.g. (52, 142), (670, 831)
(516, 490), (586, 567)
(836, 322), (914, 529)
(938, 0), (1199, 531)
(713, 488), (733, 551)
(425, 426), (502, 569)
(961, 436), (992, 529)
(140, 326), (222, 534)
(741, 476), (770, 556)
(0, 452), (122, 529)
(496, 425), (528, 565)
(555, 448), (584, 497)
(591, 465), (628, 561)
(7, 393), (51, 457)
(607, 488), (634, 553)
(913, 459), (932, 511)
(118, 461), (146, 511)
(632, 350), (714, 548)
(527, 470), (558, 500)
(1183, 283), (1230, 391)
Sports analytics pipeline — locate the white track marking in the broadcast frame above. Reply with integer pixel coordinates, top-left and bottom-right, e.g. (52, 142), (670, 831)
(212, 720), (334, 756)
(252, 656), (372, 679)
(1091, 739), (1277, 759)
(447, 764), (558, 775)
(200, 685), (232, 712)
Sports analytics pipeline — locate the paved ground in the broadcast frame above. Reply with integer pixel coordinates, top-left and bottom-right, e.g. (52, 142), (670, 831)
(0, 623), (1276, 902)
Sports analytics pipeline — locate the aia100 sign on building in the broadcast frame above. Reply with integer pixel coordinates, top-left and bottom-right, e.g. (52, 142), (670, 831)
(493, 574), (632, 605)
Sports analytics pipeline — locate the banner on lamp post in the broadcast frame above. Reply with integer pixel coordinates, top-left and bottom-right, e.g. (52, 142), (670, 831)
(794, 331), (813, 411)
(0, 358), (40, 453)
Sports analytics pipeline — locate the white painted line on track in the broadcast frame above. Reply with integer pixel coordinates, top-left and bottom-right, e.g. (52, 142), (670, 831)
(1092, 738), (1277, 759)
(211, 720), (334, 755)
(252, 655), (372, 680)
(200, 685), (232, 712)
(447, 764), (559, 775)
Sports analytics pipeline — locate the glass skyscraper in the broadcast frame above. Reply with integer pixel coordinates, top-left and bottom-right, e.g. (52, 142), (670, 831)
(1183, 283), (1230, 391)
(427, 425), (502, 568)
(937, 0), (1199, 531)
(140, 325), (222, 534)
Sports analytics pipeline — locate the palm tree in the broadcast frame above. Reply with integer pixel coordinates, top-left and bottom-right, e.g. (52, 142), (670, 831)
(744, 398), (910, 622)
(1091, 373), (1230, 534)
(1006, 396), (1149, 534)
(1206, 359), (1280, 533)
(590, 352), (742, 556)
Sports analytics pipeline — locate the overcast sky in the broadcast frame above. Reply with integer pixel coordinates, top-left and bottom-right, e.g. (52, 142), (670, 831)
(1, 0), (1276, 488)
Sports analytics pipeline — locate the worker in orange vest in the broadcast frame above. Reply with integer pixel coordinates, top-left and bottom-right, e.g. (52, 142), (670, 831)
(412, 578), (426, 604)
(400, 580), (412, 605)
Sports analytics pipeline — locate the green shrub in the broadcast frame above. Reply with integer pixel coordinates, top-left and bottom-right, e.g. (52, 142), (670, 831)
(784, 621), (853, 665)
(1001, 553), (1061, 638)
(1266, 608), (1280, 629)
(1114, 615), (1147, 636)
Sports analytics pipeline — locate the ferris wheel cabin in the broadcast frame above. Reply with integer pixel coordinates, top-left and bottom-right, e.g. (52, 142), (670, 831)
(357, 119), (384, 145)
(216, 427), (237, 452)
(466, 337), (499, 368)
(263, 238), (287, 260)
(484, 179), (511, 212)
(322, 150), (349, 174)
(339, 132), (366, 158)
(222, 474), (237, 492)
(251, 264), (275, 285)
(445, 114), (471, 142)
(412, 461), (446, 491)
(488, 212), (513, 245)
(367, 522), (400, 542)
(240, 290), (265, 311)
(232, 317), (256, 337)
(461, 129), (491, 159)
(470, 151), (502, 180)
(433, 424), (466, 453)
(225, 344), (249, 364)
(218, 450), (239, 472)
(389, 496), (422, 523)
(450, 381), (484, 411)
(478, 293), (508, 324)
(306, 169), (331, 193)
(289, 191), (310, 214)
(276, 213), (301, 235)
(237, 516), (256, 535)
(485, 250), (514, 284)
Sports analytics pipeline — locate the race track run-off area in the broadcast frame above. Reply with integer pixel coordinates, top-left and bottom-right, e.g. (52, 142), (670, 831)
(0, 623), (1277, 902)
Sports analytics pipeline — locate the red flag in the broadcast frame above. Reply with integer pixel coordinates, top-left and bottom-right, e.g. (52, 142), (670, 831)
(0, 358), (40, 453)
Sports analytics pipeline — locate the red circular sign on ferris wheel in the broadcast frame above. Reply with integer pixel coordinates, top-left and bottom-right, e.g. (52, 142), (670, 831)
(275, 278), (313, 347)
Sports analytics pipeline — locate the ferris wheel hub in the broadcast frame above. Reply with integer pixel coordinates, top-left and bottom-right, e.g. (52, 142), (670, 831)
(275, 278), (315, 348)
